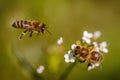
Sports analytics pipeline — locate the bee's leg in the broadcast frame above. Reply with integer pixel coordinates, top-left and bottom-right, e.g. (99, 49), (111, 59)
(30, 31), (33, 38)
(19, 30), (28, 40)
(79, 57), (86, 63)
(87, 63), (92, 67)
(79, 59), (86, 63)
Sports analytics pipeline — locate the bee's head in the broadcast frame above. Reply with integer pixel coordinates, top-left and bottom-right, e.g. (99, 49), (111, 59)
(41, 23), (46, 33)
(74, 46), (81, 56)
(39, 23), (51, 34)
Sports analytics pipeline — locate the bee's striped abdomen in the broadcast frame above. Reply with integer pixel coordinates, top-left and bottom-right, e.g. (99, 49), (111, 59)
(12, 20), (31, 29)
(20, 20), (23, 28)
(12, 21), (17, 28)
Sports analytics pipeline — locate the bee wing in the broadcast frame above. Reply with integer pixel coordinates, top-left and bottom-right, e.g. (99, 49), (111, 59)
(24, 24), (31, 28)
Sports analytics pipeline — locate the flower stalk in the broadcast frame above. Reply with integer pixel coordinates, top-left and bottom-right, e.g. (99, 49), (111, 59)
(59, 61), (78, 80)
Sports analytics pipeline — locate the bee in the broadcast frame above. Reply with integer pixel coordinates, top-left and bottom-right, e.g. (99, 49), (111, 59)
(12, 20), (50, 40)
(73, 45), (103, 69)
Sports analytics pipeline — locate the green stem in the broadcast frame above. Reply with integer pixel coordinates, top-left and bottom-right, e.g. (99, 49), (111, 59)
(59, 61), (78, 80)
(12, 45), (44, 80)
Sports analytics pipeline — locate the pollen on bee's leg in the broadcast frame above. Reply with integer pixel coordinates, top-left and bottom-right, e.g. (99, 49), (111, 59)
(19, 33), (25, 40)
(19, 30), (27, 40)
(79, 59), (86, 63)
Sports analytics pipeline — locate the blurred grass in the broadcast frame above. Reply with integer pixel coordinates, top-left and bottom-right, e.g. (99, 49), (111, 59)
(0, 0), (120, 80)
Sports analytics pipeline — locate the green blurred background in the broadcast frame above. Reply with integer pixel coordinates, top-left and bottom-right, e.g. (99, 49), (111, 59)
(0, 0), (120, 80)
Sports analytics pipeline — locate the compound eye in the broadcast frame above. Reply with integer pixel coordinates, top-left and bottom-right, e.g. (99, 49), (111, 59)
(42, 27), (45, 30)
(42, 26), (45, 30)
(41, 26), (45, 33)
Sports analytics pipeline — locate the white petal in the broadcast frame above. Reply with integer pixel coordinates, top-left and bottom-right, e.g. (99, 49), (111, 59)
(70, 59), (75, 63)
(83, 31), (88, 37)
(88, 33), (93, 38)
(82, 36), (86, 41)
(65, 59), (70, 63)
(71, 44), (77, 50)
(87, 66), (92, 71)
(103, 48), (108, 53)
(85, 38), (91, 44)
(86, 39), (91, 44)
(68, 50), (72, 54)
(100, 41), (107, 48)
(37, 65), (45, 74)
(57, 37), (63, 45)
(93, 31), (101, 39)
(94, 63), (100, 67)
(83, 31), (93, 38)
(64, 54), (69, 59)
(82, 37), (91, 44)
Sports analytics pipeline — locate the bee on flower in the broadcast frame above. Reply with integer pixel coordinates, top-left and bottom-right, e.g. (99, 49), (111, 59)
(64, 31), (109, 71)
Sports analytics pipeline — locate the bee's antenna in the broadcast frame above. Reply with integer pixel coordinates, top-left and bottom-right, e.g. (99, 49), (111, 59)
(46, 26), (52, 35)
(46, 29), (52, 35)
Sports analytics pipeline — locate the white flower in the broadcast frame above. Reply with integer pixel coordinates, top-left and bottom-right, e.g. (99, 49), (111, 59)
(99, 41), (108, 53)
(87, 63), (100, 71)
(64, 50), (75, 63)
(82, 37), (91, 44)
(82, 31), (93, 44)
(83, 31), (93, 38)
(57, 37), (63, 45)
(93, 31), (101, 39)
(71, 44), (77, 50)
(37, 65), (45, 74)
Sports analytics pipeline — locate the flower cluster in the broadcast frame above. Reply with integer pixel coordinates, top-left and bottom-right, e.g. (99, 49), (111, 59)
(64, 50), (75, 63)
(64, 31), (109, 71)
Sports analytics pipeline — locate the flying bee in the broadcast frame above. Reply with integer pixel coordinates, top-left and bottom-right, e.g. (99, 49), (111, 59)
(73, 45), (103, 69)
(12, 20), (50, 40)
